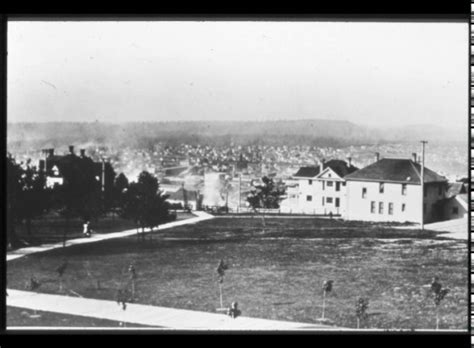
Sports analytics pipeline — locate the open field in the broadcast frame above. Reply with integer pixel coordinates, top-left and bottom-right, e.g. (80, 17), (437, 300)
(7, 217), (468, 330)
(7, 306), (152, 328)
(11, 212), (196, 248)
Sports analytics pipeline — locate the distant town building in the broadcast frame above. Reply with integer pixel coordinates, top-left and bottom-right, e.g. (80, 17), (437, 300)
(162, 185), (202, 211)
(202, 172), (227, 208)
(344, 156), (447, 223)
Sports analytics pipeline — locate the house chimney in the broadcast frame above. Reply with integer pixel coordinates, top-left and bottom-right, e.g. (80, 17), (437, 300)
(39, 159), (45, 172)
(412, 153), (417, 163)
(80, 149), (86, 157)
(347, 157), (352, 167)
(375, 152), (380, 162)
(320, 158), (325, 171)
(69, 145), (74, 155)
(48, 148), (54, 158)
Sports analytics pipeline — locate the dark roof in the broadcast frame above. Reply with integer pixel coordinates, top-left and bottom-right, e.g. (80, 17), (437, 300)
(293, 166), (321, 178)
(344, 158), (446, 184)
(164, 166), (189, 177)
(293, 160), (358, 179)
(323, 159), (359, 178)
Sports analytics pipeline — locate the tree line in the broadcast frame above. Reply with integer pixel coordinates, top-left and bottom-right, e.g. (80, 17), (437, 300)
(6, 153), (176, 248)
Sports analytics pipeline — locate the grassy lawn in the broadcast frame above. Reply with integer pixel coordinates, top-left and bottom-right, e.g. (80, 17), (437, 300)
(7, 306), (152, 328)
(11, 212), (196, 248)
(7, 217), (467, 330)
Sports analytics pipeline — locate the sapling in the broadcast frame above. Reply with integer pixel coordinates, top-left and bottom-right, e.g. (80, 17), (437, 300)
(321, 280), (333, 320)
(355, 297), (369, 329)
(128, 263), (137, 301)
(430, 277), (450, 330)
(216, 259), (229, 310)
(55, 259), (68, 292)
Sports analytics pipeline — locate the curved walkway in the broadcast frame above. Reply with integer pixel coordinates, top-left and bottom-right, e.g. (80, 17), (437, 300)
(7, 211), (214, 262)
(7, 289), (341, 330)
(6, 211), (339, 330)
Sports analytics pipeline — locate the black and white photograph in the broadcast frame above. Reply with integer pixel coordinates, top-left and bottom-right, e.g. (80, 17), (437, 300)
(5, 19), (469, 332)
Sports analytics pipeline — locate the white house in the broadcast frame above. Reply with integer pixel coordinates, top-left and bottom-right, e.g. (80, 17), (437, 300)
(280, 159), (358, 215)
(344, 156), (447, 223)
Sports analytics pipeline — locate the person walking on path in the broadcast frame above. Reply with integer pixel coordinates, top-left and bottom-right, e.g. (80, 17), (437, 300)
(83, 220), (92, 238)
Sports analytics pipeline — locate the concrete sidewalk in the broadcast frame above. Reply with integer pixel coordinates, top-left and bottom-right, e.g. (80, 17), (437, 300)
(7, 211), (215, 262)
(7, 289), (340, 331)
(6, 211), (342, 330)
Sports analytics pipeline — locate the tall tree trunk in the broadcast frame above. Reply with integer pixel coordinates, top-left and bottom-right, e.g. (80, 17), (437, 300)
(7, 217), (18, 248)
(261, 211), (266, 233)
(63, 217), (69, 248)
(26, 217), (32, 236)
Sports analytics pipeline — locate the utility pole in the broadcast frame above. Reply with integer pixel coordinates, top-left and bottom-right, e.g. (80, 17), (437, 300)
(101, 157), (106, 213)
(182, 182), (188, 210)
(420, 141), (428, 230)
(101, 157), (106, 193)
(238, 173), (242, 213)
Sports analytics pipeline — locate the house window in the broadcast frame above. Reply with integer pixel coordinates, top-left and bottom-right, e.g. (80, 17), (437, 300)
(378, 202), (384, 214)
(322, 197), (325, 206)
(308, 180), (312, 185)
(322, 181), (325, 190)
(401, 203), (406, 212)
(401, 184), (407, 196)
(342, 182), (346, 186)
(306, 195), (312, 202)
(370, 201), (376, 213)
(388, 203), (394, 215)
(362, 187), (367, 199)
(336, 182), (341, 191)
(452, 207), (458, 215)
(326, 197), (333, 204)
(335, 198), (340, 208)
(379, 183), (384, 194)
(327, 181), (333, 187)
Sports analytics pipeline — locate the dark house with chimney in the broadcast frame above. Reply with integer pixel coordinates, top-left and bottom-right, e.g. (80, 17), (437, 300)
(39, 145), (115, 191)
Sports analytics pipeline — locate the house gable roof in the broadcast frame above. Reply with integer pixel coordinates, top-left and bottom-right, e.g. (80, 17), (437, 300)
(293, 160), (358, 179)
(344, 158), (446, 184)
(320, 159), (359, 178)
(293, 166), (321, 178)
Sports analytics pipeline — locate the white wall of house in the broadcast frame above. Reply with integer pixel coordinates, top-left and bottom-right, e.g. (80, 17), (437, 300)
(46, 176), (64, 188)
(314, 169), (346, 216)
(345, 181), (445, 223)
(295, 177), (321, 214)
(282, 168), (348, 215)
(280, 184), (301, 213)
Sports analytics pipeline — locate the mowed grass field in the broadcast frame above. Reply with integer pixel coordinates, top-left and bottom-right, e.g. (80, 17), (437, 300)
(11, 212), (196, 247)
(7, 217), (468, 330)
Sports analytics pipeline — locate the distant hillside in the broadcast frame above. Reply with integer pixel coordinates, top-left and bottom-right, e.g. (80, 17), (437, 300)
(6, 120), (465, 151)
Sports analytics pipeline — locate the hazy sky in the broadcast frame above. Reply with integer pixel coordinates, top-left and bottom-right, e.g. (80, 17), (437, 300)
(7, 21), (468, 129)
